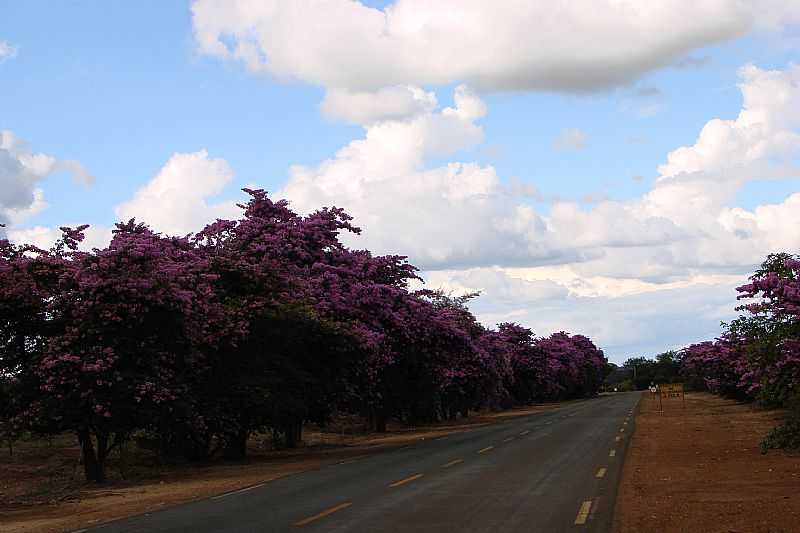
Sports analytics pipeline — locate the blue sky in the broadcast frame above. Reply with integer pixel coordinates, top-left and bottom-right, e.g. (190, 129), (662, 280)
(3, 1), (800, 362)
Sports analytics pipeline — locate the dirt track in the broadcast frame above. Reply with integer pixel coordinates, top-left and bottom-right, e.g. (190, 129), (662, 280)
(614, 392), (800, 533)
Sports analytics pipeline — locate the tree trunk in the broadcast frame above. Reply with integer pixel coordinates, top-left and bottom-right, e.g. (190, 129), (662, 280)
(78, 429), (103, 482)
(374, 408), (387, 433)
(283, 420), (303, 449)
(223, 430), (248, 459)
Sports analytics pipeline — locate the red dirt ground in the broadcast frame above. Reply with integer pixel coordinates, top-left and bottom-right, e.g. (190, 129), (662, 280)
(613, 392), (800, 533)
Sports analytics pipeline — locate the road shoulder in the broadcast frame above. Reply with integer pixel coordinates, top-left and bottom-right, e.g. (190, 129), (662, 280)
(613, 392), (800, 533)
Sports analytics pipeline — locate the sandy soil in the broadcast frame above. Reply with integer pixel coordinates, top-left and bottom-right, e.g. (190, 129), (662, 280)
(614, 392), (800, 533)
(1, 403), (560, 533)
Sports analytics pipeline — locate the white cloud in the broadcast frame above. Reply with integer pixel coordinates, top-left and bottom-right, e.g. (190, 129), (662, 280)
(115, 150), (240, 237)
(0, 41), (17, 62)
(0, 130), (94, 237)
(192, 0), (798, 93)
(657, 64), (800, 181)
(552, 128), (589, 151)
(280, 85), (583, 269)
(279, 64), (800, 280)
(7, 224), (112, 252)
(412, 265), (741, 362)
(321, 85), (437, 124)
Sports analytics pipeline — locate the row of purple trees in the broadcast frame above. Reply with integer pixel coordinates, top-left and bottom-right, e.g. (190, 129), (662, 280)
(0, 190), (607, 481)
(680, 253), (800, 449)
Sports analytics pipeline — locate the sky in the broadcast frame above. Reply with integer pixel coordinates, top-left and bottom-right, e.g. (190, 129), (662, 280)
(2, 1), (800, 363)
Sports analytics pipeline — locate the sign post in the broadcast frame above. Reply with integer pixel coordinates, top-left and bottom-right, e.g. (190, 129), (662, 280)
(657, 383), (685, 412)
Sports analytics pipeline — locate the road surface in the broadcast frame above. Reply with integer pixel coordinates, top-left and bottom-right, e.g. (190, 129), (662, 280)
(87, 392), (640, 533)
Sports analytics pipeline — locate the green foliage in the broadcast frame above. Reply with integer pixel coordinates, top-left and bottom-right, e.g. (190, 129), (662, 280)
(622, 351), (681, 390)
(761, 393), (800, 453)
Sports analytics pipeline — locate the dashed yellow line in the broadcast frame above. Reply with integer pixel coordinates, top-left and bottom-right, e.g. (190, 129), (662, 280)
(389, 473), (424, 488)
(478, 446), (494, 454)
(595, 467), (607, 478)
(294, 502), (353, 527)
(574, 500), (592, 525)
(442, 459), (463, 468)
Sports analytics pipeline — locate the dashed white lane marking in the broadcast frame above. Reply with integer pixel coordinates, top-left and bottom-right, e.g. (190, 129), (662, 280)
(609, 449), (616, 457)
(478, 446), (494, 454)
(519, 430), (530, 436)
(503, 436), (515, 443)
(442, 459), (464, 468)
(615, 436), (621, 442)
(596, 467), (607, 478)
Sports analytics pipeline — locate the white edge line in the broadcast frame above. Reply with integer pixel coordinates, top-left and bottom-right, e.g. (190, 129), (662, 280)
(211, 482), (266, 500)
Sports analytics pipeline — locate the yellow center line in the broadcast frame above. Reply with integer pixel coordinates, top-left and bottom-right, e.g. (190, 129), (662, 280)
(596, 467), (607, 478)
(388, 473), (424, 488)
(574, 500), (593, 525)
(609, 449), (616, 457)
(293, 502), (353, 527)
(478, 446), (494, 454)
(442, 459), (464, 468)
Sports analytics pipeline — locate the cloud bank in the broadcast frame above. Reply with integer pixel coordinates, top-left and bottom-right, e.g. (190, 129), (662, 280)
(192, 0), (800, 93)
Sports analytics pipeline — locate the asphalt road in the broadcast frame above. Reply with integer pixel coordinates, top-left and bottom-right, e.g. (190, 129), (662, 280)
(87, 392), (640, 533)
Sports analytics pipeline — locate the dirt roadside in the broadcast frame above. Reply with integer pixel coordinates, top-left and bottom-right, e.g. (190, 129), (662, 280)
(613, 391), (800, 533)
(1, 402), (563, 533)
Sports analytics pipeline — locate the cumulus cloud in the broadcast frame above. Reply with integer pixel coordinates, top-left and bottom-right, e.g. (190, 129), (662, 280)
(552, 128), (589, 151)
(280, 85), (590, 269)
(0, 41), (17, 62)
(192, 0), (798, 93)
(277, 64), (800, 281)
(321, 85), (437, 124)
(115, 150), (240, 237)
(0, 130), (94, 238)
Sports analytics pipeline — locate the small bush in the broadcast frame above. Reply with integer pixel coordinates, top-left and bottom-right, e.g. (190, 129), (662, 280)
(761, 393), (800, 453)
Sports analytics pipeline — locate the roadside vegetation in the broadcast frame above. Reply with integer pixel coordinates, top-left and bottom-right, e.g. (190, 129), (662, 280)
(679, 253), (800, 451)
(0, 189), (607, 484)
(604, 351), (682, 392)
